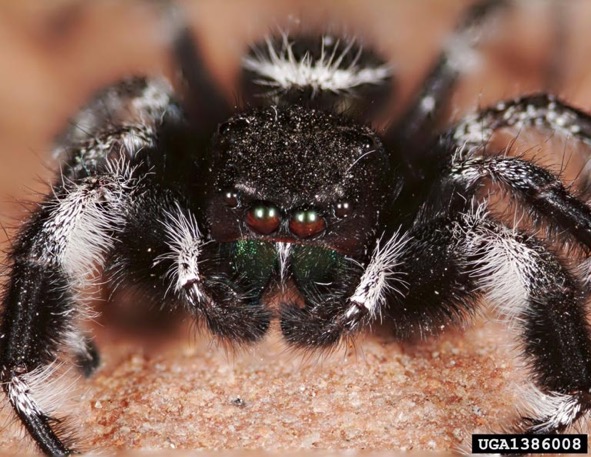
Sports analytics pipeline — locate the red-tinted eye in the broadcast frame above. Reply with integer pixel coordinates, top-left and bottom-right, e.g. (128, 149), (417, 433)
(335, 201), (352, 218)
(246, 203), (281, 235)
(223, 190), (240, 208)
(289, 209), (326, 239)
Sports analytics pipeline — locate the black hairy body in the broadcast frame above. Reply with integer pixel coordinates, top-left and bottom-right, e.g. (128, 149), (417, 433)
(2, 1), (591, 455)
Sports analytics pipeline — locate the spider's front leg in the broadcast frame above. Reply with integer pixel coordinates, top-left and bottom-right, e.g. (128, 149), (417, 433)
(391, 207), (591, 435)
(455, 209), (591, 434)
(0, 74), (177, 454)
(450, 93), (591, 194)
(0, 79), (230, 457)
(0, 163), (145, 455)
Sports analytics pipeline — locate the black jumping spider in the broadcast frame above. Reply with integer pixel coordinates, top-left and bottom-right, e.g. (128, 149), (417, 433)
(2, 0), (591, 455)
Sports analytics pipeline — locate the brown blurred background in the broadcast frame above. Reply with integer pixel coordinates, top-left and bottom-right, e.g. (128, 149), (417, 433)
(1, 0), (591, 454)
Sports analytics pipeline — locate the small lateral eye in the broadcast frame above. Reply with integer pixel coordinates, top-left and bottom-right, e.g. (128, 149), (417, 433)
(222, 190), (240, 208)
(246, 203), (281, 235)
(218, 117), (249, 136)
(334, 201), (352, 218)
(360, 133), (377, 150)
(289, 209), (326, 239)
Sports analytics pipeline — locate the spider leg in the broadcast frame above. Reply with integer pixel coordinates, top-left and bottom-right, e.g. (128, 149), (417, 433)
(449, 93), (591, 156)
(72, 336), (100, 378)
(393, 207), (591, 433)
(0, 77), (188, 455)
(387, 0), (509, 150)
(437, 147), (591, 250)
(0, 147), (271, 455)
(0, 163), (146, 456)
(162, 1), (231, 135)
(453, 207), (591, 433)
(448, 93), (591, 206)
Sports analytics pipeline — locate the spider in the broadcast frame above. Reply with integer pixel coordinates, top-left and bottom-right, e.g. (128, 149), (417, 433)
(2, 0), (591, 455)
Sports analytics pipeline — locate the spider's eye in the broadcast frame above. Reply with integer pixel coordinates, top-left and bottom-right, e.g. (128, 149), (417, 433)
(222, 190), (240, 208)
(246, 203), (281, 235)
(218, 117), (249, 136)
(289, 209), (326, 239)
(334, 201), (352, 218)
(359, 133), (377, 150)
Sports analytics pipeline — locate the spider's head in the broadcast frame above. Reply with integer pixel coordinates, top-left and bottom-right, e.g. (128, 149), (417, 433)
(206, 105), (393, 256)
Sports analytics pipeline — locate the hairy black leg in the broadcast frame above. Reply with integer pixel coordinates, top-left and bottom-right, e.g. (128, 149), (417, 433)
(0, 76), (182, 455)
(394, 207), (591, 432)
(107, 188), (272, 345)
(279, 233), (410, 348)
(55, 77), (179, 156)
(445, 153), (591, 249)
(0, 164), (143, 456)
(455, 207), (591, 433)
(160, 2), (231, 136)
(0, 268), (75, 456)
(387, 0), (509, 151)
(446, 93), (591, 208)
(54, 76), (205, 189)
(448, 93), (591, 155)
(380, 220), (479, 339)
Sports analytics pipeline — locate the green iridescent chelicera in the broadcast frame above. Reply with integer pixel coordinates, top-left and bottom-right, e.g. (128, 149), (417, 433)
(230, 240), (277, 290)
(228, 240), (350, 292)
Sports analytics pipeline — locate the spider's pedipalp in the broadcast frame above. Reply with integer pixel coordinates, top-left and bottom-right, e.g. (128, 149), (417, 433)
(279, 229), (411, 348)
(348, 230), (410, 321)
(110, 190), (273, 345)
(157, 201), (205, 297)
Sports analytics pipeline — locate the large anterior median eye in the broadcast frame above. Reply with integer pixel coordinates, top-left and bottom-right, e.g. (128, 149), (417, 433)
(289, 209), (326, 239)
(246, 202), (281, 235)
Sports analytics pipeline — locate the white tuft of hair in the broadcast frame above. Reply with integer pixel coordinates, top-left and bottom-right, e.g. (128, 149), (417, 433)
(156, 202), (205, 301)
(347, 229), (411, 321)
(243, 33), (390, 95)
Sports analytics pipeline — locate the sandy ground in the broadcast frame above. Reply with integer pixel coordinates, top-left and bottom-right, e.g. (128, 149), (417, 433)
(1, 0), (591, 455)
